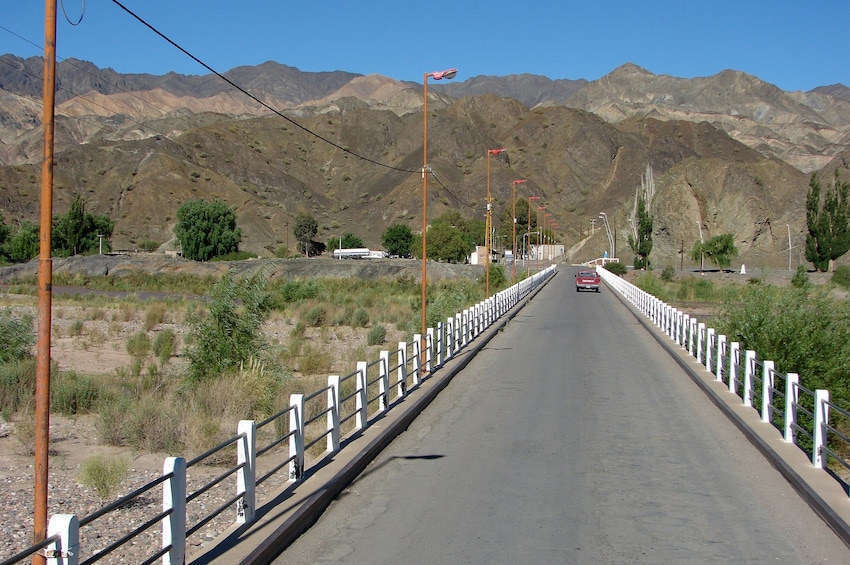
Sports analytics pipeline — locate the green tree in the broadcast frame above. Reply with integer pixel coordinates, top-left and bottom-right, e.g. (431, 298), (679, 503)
(805, 172), (850, 272)
(293, 213), (318, 256)
(4, 221), (39, 263)
(691, 233), (738, 269)
(174, 200), (241, 261)
(184, 269), (271, 382)
(381, 224), (414, 257)
(426, 222), (471, 263)
(53, 194), (116, 256)
(628, 194), (653, 270)
(331, 232), (363, 250)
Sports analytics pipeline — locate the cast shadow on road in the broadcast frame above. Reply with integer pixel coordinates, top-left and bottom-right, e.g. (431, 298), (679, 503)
(342, 453), (447, 493)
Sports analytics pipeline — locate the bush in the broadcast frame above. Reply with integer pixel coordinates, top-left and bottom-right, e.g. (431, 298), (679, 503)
(0, 308), (34, 364)
(0, 359), (36, 415)
(791, 264), (811, 289)
(352, 308), (370, 328)
(51, 371), (101, 415)
(832, 265), (850, 289)
(304, 305), (328, 327)
(660, 265), (676, 282)
(604, 262), (627, 276)
(152, 329), (177, 364)
(367, 325), (387, 346)
(78, 455), (128, 502)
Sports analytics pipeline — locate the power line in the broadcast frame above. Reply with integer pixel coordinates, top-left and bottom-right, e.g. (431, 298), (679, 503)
(110, 0), (421, 176)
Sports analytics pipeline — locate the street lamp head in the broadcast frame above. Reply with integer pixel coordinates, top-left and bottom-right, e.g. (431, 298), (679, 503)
(513, 179), (527, 185)
(488, 148), (507, 155)
(427, 68), (458, 81)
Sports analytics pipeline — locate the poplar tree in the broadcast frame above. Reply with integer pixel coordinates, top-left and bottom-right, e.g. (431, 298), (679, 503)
(805, 172), (850, 272)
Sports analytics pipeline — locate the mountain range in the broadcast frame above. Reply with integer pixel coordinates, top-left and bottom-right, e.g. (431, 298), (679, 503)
(1, 54), (849, 268)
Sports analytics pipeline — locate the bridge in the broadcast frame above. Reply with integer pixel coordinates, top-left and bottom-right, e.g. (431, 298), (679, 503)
(5, 264), (850, 563)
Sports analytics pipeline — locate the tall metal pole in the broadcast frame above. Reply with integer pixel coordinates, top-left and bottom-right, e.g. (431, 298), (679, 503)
(787, 223), (792, 271)
(420, 68), (456, 353)
(511, 180), (526, 284)
(35, 1), (57, 561)
(421, 74), (429, 343)
(485, 149), (505, 298)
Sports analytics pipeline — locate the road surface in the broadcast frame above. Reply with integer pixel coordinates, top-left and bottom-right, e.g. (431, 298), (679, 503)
(278, 268), (849, 564)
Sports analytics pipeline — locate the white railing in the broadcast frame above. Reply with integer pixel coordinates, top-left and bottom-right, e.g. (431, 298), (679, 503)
(2, 265), (557, 565)
(598, 267), (850, 491)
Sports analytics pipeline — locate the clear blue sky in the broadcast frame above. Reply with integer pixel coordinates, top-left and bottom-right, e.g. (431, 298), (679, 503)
(1, 0), (847, 92)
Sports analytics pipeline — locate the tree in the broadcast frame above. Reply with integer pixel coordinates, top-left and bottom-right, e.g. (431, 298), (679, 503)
(426, 222), (471, 263)
(331, 232), (363, 250)
(381, 224), (414, 257)
(293, 213), (318, 256)
(628, 194), (653, 269)
(805, 172), (850, 272)
(4, 221), (39, 263)
(691, 233), (738, 269)
(174, 200), (241, 261)
(53, 194), (115, 256)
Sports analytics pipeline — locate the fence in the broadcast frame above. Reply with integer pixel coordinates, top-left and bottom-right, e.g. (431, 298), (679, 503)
(2, 265), (557, 565)
(597, 267), (850, 492)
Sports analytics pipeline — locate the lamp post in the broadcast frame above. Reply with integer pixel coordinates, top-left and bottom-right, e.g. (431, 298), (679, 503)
(421, 67), (458, 344)
(536, 205), (545, 273)
(544, 213), (552, 262)
(527, 196), (540, 276)
(511, 179), (527, 284)
(599, 212), (614, 259)
(485, 148), (506, 298)
(787, 223), (792, 271)
(696, 220), (704, 273)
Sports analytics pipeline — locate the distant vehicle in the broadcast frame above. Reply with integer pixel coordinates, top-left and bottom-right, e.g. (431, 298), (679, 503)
(575, 270), (601, 292)
(332, 248), (371, 259)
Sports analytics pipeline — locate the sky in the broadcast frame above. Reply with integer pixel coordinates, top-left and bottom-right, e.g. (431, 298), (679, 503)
(0, 0), (848, 92)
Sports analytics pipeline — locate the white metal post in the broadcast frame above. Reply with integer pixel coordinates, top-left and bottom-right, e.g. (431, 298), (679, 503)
(327, 375), (340, 452)
(706, 328), (715, 373)
(426, 328), (434, 373)
(397, 342), (407, 397)
(716, 335), (726, 383)
(696, 323), (705, 364)
(411, 334), (422, 386)
(814, 389), (830, 469)
(378, 350), (389, 413)
(46, 514), (79, 565)
(761, 361), (775, 423)
(729, 341), (740, 395)
(236, 420), (256, 523)
(162, 457), (186, 564)
(288, 397), (304, 480)
(743, 350), (756, 407)
(784, 373), (799, 444)
(355, 361), (368, 430)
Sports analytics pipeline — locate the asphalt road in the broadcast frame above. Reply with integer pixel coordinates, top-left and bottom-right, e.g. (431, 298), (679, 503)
(277, 268), (849, 564)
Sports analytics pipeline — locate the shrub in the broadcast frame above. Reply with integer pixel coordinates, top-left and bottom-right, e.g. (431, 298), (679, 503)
(832, 265), (850, 289)
(51, 371), (101, 415)
(152, 329), (177, 365)
(791, 264), (811, 289)
(78, 455), (128, 502)
(297, 344), (333, 375)
(184, 269), (271, 383)
(660, 265), (676, 282)
(367, 325), (387, 346)
(604, 262), (627, 276)
(0, 359), (36, 414)
(304, 305), (328, 327)
(0, 309), (34, 364)
(352, 308), (370, 328)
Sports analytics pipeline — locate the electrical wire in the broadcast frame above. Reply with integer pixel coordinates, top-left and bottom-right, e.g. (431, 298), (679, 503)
(111, 0), (422, 176)
(60, 0), (86, 26)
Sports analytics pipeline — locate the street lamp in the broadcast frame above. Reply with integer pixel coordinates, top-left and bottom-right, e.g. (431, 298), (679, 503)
(421, 67), (458, 344)
(599, 212), (614, 259)
(537, 205), (545, 273)
(527, 196), (540, 276)
(511, 179), (527, 284)
(696, 220), (704, 273)
(545, 213), (552, 262)
(485, 148), (506, 298)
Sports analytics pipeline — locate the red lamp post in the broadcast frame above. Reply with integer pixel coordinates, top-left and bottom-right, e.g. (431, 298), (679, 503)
(511, 179), (527, 284)
(421, 68), (458, 347)
(485, 148), (506, 298)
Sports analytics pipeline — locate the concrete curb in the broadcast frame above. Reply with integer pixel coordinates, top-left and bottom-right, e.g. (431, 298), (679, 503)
(605, 277), (850, 550)
(237, 274), (557, 564)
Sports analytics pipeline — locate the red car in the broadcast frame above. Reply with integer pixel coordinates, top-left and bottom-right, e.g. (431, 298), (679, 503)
(575, 270), (601, 292)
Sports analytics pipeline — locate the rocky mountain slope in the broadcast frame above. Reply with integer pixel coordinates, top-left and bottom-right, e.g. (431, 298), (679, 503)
(0, 55), (848, 269)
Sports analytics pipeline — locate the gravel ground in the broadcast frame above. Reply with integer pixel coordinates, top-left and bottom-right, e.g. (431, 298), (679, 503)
(1, 418), (294, 563)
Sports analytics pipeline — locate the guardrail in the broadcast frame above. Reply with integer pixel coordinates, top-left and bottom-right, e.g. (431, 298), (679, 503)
(2, 265), (557, 565)
(598, 267), (850, 492)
